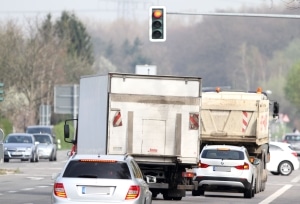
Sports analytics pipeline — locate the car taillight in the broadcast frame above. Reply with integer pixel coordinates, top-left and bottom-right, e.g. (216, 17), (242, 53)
(292, 152), (297, 157)
(198, 161), (209, 168)
(125, 185), (140, 200)
(53, 183), (67, 198)
(235, 162), (249, 170)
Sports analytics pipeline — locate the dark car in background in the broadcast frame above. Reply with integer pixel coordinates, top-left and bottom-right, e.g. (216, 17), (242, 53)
(282, 133), (300, 156)
(26, 125), (56, 139)
(3, 133), (39, 162)
(33, 133), (57, 161)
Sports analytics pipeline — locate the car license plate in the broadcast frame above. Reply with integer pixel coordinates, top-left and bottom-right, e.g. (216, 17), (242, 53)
(11, 152), (22, 156)
(80, 186), (111, 195)
(213, 166), (231, 172)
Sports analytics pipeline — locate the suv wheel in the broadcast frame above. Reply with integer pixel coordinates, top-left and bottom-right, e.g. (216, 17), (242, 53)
(244, 180), (253, 199)
(278, 161), (293, 176)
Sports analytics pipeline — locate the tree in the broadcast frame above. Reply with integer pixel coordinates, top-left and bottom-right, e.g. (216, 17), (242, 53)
(285, 61), (300, 110)
(55, 11), (94, 65)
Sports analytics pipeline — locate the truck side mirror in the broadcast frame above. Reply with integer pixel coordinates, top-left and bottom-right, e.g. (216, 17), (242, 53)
(64, 124), (70, 139)
(273, 101), (279, 118)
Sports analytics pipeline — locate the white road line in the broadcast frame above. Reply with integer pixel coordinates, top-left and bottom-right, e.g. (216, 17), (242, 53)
(291, 174), (300, 183)
(259, 184), (293, 204)
(21, 188), (34, 191)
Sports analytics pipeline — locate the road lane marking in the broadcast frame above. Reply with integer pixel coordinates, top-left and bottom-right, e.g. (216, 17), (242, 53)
(259, 184), (292, 204)
(291, 174), (300, 183)
(21, 188), (34, 191)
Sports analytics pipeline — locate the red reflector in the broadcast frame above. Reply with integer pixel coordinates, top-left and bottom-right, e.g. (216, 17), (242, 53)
(125, 185), (140, 200)
(235, 162), (249, 170)
(54, 183), (67, 198)
(182, 172), (195, 178)
(292, 152), (297, 157)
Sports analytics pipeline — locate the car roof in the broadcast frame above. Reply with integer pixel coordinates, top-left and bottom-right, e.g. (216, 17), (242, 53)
(26, 125), (53, 128)
(202, 145), (246, 151)
(33, 133), (52, 137)
(270, 141), (292, 148)
(270, 141), (290, 146)
(284, 133), (300, 135)
(70, 154), (132, 162)
(7, 133), (34, 137)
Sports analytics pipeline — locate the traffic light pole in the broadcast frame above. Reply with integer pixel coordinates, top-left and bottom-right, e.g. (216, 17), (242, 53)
(167, 12), (300, 19)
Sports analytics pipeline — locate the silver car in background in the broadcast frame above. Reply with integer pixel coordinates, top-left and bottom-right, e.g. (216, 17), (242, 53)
(51, 154), (153, 204)
(3, 133), (39, 162)
(33, 133), (57, 161)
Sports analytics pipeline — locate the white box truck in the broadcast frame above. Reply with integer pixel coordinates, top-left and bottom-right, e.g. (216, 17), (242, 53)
(198, 88), (279, 194)
(64, 73), (202, 200)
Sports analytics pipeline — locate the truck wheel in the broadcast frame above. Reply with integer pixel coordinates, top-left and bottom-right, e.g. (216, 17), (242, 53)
(173, 197), (182, 200)
(4, 158), (9, 162)
(192, 189), (204, 196)
(278, 161), (293, 176)
(270, 171), (280, 175)
(163, 194), (172, 200)
(261, 181), (266, 192)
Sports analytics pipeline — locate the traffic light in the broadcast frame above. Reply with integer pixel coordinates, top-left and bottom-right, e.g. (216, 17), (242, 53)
(149, 6), (166, 42)
(0, 82), (4, 102)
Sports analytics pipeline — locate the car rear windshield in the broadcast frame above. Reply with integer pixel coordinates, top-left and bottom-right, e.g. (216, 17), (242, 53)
(26, 127), (52, 135)
(201, 149), (245, 160)
(285, 135), (300, 141)
(63, 160), (131, 179)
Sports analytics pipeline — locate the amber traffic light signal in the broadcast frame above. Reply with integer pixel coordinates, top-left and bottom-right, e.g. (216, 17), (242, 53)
(149, 6), (166, 42)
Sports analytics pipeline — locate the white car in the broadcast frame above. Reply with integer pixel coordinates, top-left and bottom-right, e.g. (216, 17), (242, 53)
(192, 145), (259, 198)
(51, 154), (153, 204)
(267, 142), (300, 176)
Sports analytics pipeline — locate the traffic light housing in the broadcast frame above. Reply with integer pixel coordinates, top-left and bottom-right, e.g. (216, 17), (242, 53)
(0, 82), (4, 102)
(149, 6), (166, 42)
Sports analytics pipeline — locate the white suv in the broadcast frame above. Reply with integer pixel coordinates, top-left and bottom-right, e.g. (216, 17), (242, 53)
(192, 145), (259, 198)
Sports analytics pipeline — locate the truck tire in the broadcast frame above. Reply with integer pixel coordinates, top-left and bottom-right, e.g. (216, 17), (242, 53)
(192, 189), (204, 196)
(163, 194), (172, 200)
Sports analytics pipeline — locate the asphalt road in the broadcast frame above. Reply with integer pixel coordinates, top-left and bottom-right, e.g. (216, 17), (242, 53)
(0, 150), (300, 204)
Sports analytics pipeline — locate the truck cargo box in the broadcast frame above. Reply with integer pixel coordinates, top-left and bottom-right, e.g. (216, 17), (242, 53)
(76, 73), (202, 165)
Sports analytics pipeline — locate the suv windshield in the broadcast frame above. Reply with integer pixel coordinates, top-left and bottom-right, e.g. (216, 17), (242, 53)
(63, 160), (131, 179)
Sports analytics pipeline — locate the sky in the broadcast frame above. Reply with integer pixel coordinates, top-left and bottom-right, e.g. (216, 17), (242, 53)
(0, 0), (292, 22)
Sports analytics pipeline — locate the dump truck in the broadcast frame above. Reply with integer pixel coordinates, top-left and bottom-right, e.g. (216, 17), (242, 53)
(64, 73), (202, 200)
(199, 88), (279, 194)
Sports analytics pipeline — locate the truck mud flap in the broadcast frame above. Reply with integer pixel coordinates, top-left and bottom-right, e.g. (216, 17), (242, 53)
(149, 183), (169, 189)
(166, 189), (186, 197)
(177, 184), (197, 190)
(262, 169), (268, 182)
